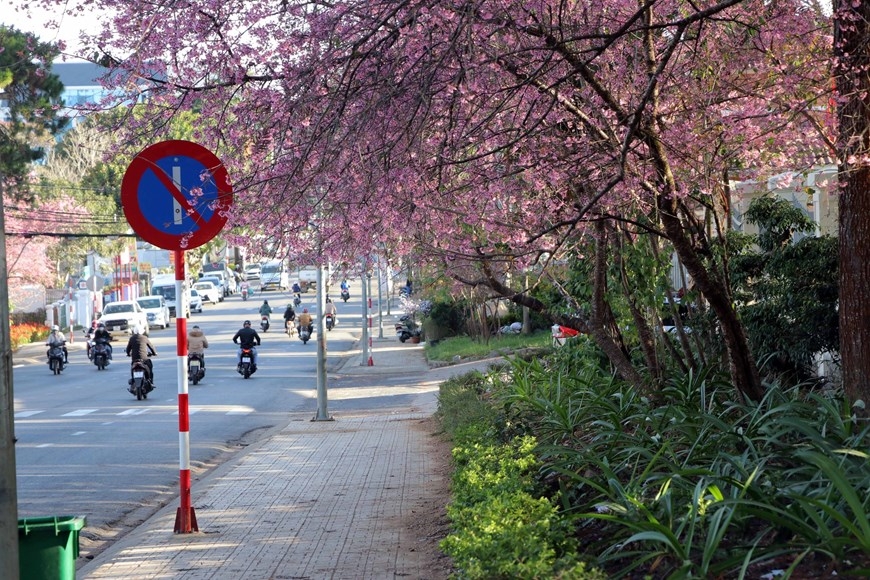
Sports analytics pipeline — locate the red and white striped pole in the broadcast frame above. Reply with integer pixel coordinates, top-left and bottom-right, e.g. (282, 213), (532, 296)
(173, 250), (197, 533)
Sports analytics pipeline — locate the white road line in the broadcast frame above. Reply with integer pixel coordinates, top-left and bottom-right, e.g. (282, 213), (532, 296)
(36, 444), (53, 448)
(226, 408), (253, 415)
(14, 410), (44, 418)
(62, 409), (98, 417)
(117, 409), (149, 416)
(72, 431), (86, 436)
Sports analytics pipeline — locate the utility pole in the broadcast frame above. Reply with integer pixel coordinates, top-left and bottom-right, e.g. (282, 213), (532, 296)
(361, 263), (369, 365)
(313, 263), (331, 421)
(0, 188), (20, 579)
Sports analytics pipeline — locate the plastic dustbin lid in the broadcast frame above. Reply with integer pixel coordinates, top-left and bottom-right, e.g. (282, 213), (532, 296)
(19, 516), (86, 534)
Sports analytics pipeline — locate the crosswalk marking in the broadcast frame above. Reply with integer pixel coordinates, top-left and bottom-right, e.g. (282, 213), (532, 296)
(62, 409), (98, 417)
(117, 409), (149, 416)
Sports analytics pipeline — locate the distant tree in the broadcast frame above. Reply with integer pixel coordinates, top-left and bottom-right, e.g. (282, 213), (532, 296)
(0, 24), (66, 185)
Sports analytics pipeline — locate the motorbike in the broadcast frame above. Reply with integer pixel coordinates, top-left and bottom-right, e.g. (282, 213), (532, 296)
(395, 315), (422, 343)
(237, 347), (256, 379)
(325, 313), (336, 331)
(340, 288), (350, 302)
(188, 353), (205, 385)
(241, 287), (249, 301)
(285, 319), (297, 338)
(128, 359), (154, 400)
(298, 325), (312, 344)
(293, 294), (302, 308)
(260, 315), (270, 332)
(92, 339), (111, 370)
(47, 343), (66, 374)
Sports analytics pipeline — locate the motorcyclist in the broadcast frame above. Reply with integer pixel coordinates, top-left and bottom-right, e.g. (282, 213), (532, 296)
(324, 298), (338, 326)
(232, 320), (261, 370)
(292, 281), (302, 298)
(259, 299), (272, 318)
(45, 325), (68, 363)
(240, 280), (250, 298)
(125, 326), (157, 385)
(340, 279), (349, 292)
(187, 324), (209, 372)
(297, 308), (314, 335)
(92, 322), (114, 361)
(283, 303), (296, 330)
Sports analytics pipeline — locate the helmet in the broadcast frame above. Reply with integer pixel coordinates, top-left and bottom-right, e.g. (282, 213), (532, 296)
(243, 320), (251, 327)
(51, 325), (59, 331)
(131, 326), (141, 335)
(263, 300), (269, 304)
(303, 308), (308, 313)
(192, 325), (200, 329)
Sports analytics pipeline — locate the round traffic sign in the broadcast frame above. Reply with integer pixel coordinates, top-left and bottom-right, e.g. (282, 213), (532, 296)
(121, 140), (233, 250)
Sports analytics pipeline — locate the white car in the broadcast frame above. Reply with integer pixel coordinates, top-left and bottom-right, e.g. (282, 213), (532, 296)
(137, 296), (171, 329)
(245, 264), (261, 281)
(193, 281), (220, 304)
(188, 289), (203, 313)
(100, 300), (150, 337)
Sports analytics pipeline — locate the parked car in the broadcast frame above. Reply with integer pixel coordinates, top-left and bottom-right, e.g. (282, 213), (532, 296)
(137, 296), (171, 330)
(99, 300), (150, 337)
(193, 281), (220, 304)
(188, 289), (203, 313)
(199, 275), (226, 300)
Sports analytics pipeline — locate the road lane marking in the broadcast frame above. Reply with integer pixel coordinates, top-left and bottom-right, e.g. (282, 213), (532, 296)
(62, 409), (98, 416)
(117, 409), (149, 416)
(72, 431), (86, 436)
(14, 411), (44, 418)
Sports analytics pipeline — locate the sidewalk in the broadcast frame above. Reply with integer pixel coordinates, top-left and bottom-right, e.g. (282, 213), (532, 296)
(71, 333), (501, 579)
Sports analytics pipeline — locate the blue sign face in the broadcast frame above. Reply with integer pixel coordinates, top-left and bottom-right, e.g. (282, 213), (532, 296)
(122, 140), (233, 251)
(136, 153), (221, 234)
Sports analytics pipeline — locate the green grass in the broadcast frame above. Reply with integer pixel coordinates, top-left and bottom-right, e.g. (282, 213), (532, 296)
(426, 331), (552, 362)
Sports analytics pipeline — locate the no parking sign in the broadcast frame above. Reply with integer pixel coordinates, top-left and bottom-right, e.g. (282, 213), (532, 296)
(121, 140), (233, 250)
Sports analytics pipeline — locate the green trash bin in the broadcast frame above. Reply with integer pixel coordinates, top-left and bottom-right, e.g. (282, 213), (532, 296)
(18, 515), (87, 580)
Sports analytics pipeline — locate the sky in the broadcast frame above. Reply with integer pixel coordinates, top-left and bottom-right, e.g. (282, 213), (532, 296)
(2, 0), (107, 58)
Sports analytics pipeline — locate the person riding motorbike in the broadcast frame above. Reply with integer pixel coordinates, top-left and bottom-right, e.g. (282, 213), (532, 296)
(232, 320), (262, 370)
(187, 324), (209, 371)
(283, 304), (296, 330)
(91, 322), (113, 361)
(240, 280), (250, 298)
(259, 299), (272, 318)
(125, 326), (157, 386)
(323, 299), (338, 326)
(340, 279), (349, 292)
(297, 308), (314, 335)
(45, 325), (69, 363)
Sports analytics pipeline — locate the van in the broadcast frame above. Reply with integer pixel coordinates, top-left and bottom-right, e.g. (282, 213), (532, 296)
(151, 275), (188, 318)
(260, 261), (290, 291)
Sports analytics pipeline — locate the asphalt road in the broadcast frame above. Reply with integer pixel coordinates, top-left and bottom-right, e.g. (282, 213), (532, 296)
(12, 282), (359, 557)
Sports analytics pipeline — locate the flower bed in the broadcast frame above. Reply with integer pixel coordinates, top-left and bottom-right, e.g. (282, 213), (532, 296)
(10, 323), (50, 350)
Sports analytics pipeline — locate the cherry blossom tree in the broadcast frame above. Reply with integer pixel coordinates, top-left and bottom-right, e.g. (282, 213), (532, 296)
(27, 0), (835, 400)
(3, 193), (90, 287)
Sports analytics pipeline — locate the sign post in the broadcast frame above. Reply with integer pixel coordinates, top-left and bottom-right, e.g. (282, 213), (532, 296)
(121, 140), (233, 533)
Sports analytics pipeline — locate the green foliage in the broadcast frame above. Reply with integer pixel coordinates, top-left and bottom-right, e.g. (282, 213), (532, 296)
(437, 378), (605, 579)
(0, 25), (67, 184)
(729, 195), (839, 381)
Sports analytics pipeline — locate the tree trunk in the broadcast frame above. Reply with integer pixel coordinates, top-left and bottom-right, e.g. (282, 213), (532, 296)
(658, 195), (764, 402)
(835, 0), (870, 405)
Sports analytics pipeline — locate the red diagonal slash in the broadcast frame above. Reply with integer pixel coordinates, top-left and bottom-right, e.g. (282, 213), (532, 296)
(145, 161), (206, 224)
